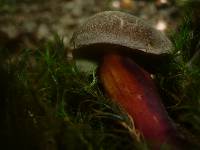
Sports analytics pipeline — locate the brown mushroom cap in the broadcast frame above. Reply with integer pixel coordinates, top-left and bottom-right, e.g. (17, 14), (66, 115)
(71, 11), (172, 57)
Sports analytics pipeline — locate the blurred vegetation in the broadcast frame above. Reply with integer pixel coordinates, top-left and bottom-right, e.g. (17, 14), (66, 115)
(0, 0), (46, 5)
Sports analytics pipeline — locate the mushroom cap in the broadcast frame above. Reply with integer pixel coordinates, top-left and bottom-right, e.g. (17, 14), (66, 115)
(71, 11), (172, 57)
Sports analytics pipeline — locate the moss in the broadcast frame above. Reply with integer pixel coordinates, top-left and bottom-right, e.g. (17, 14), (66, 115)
(156, 8), (200, 147)
(0, 35), (149, 150)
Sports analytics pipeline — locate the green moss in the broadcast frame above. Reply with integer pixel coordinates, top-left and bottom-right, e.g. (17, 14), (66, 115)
(0, 35), (149, 150)
(156, 9), (200, 146)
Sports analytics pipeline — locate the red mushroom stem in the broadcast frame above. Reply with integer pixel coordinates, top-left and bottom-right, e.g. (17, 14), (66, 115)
(100, 53), (183, 149)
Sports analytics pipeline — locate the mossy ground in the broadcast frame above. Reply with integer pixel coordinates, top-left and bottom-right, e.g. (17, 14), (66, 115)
(0, 5), (200, 150)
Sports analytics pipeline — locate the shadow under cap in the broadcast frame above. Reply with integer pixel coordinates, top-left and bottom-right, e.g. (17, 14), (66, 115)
(73, 43), (171, 73)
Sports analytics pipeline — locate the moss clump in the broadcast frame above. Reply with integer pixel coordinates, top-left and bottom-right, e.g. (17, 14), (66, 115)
(156, 10), (200, 147)
(0, 35), (149, 150)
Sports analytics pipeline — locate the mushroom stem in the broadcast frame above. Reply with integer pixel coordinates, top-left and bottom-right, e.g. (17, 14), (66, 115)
(99, 53), (183, 149)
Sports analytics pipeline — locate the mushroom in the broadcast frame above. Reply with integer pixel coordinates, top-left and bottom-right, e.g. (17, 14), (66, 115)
(71, 11), (184, 149)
